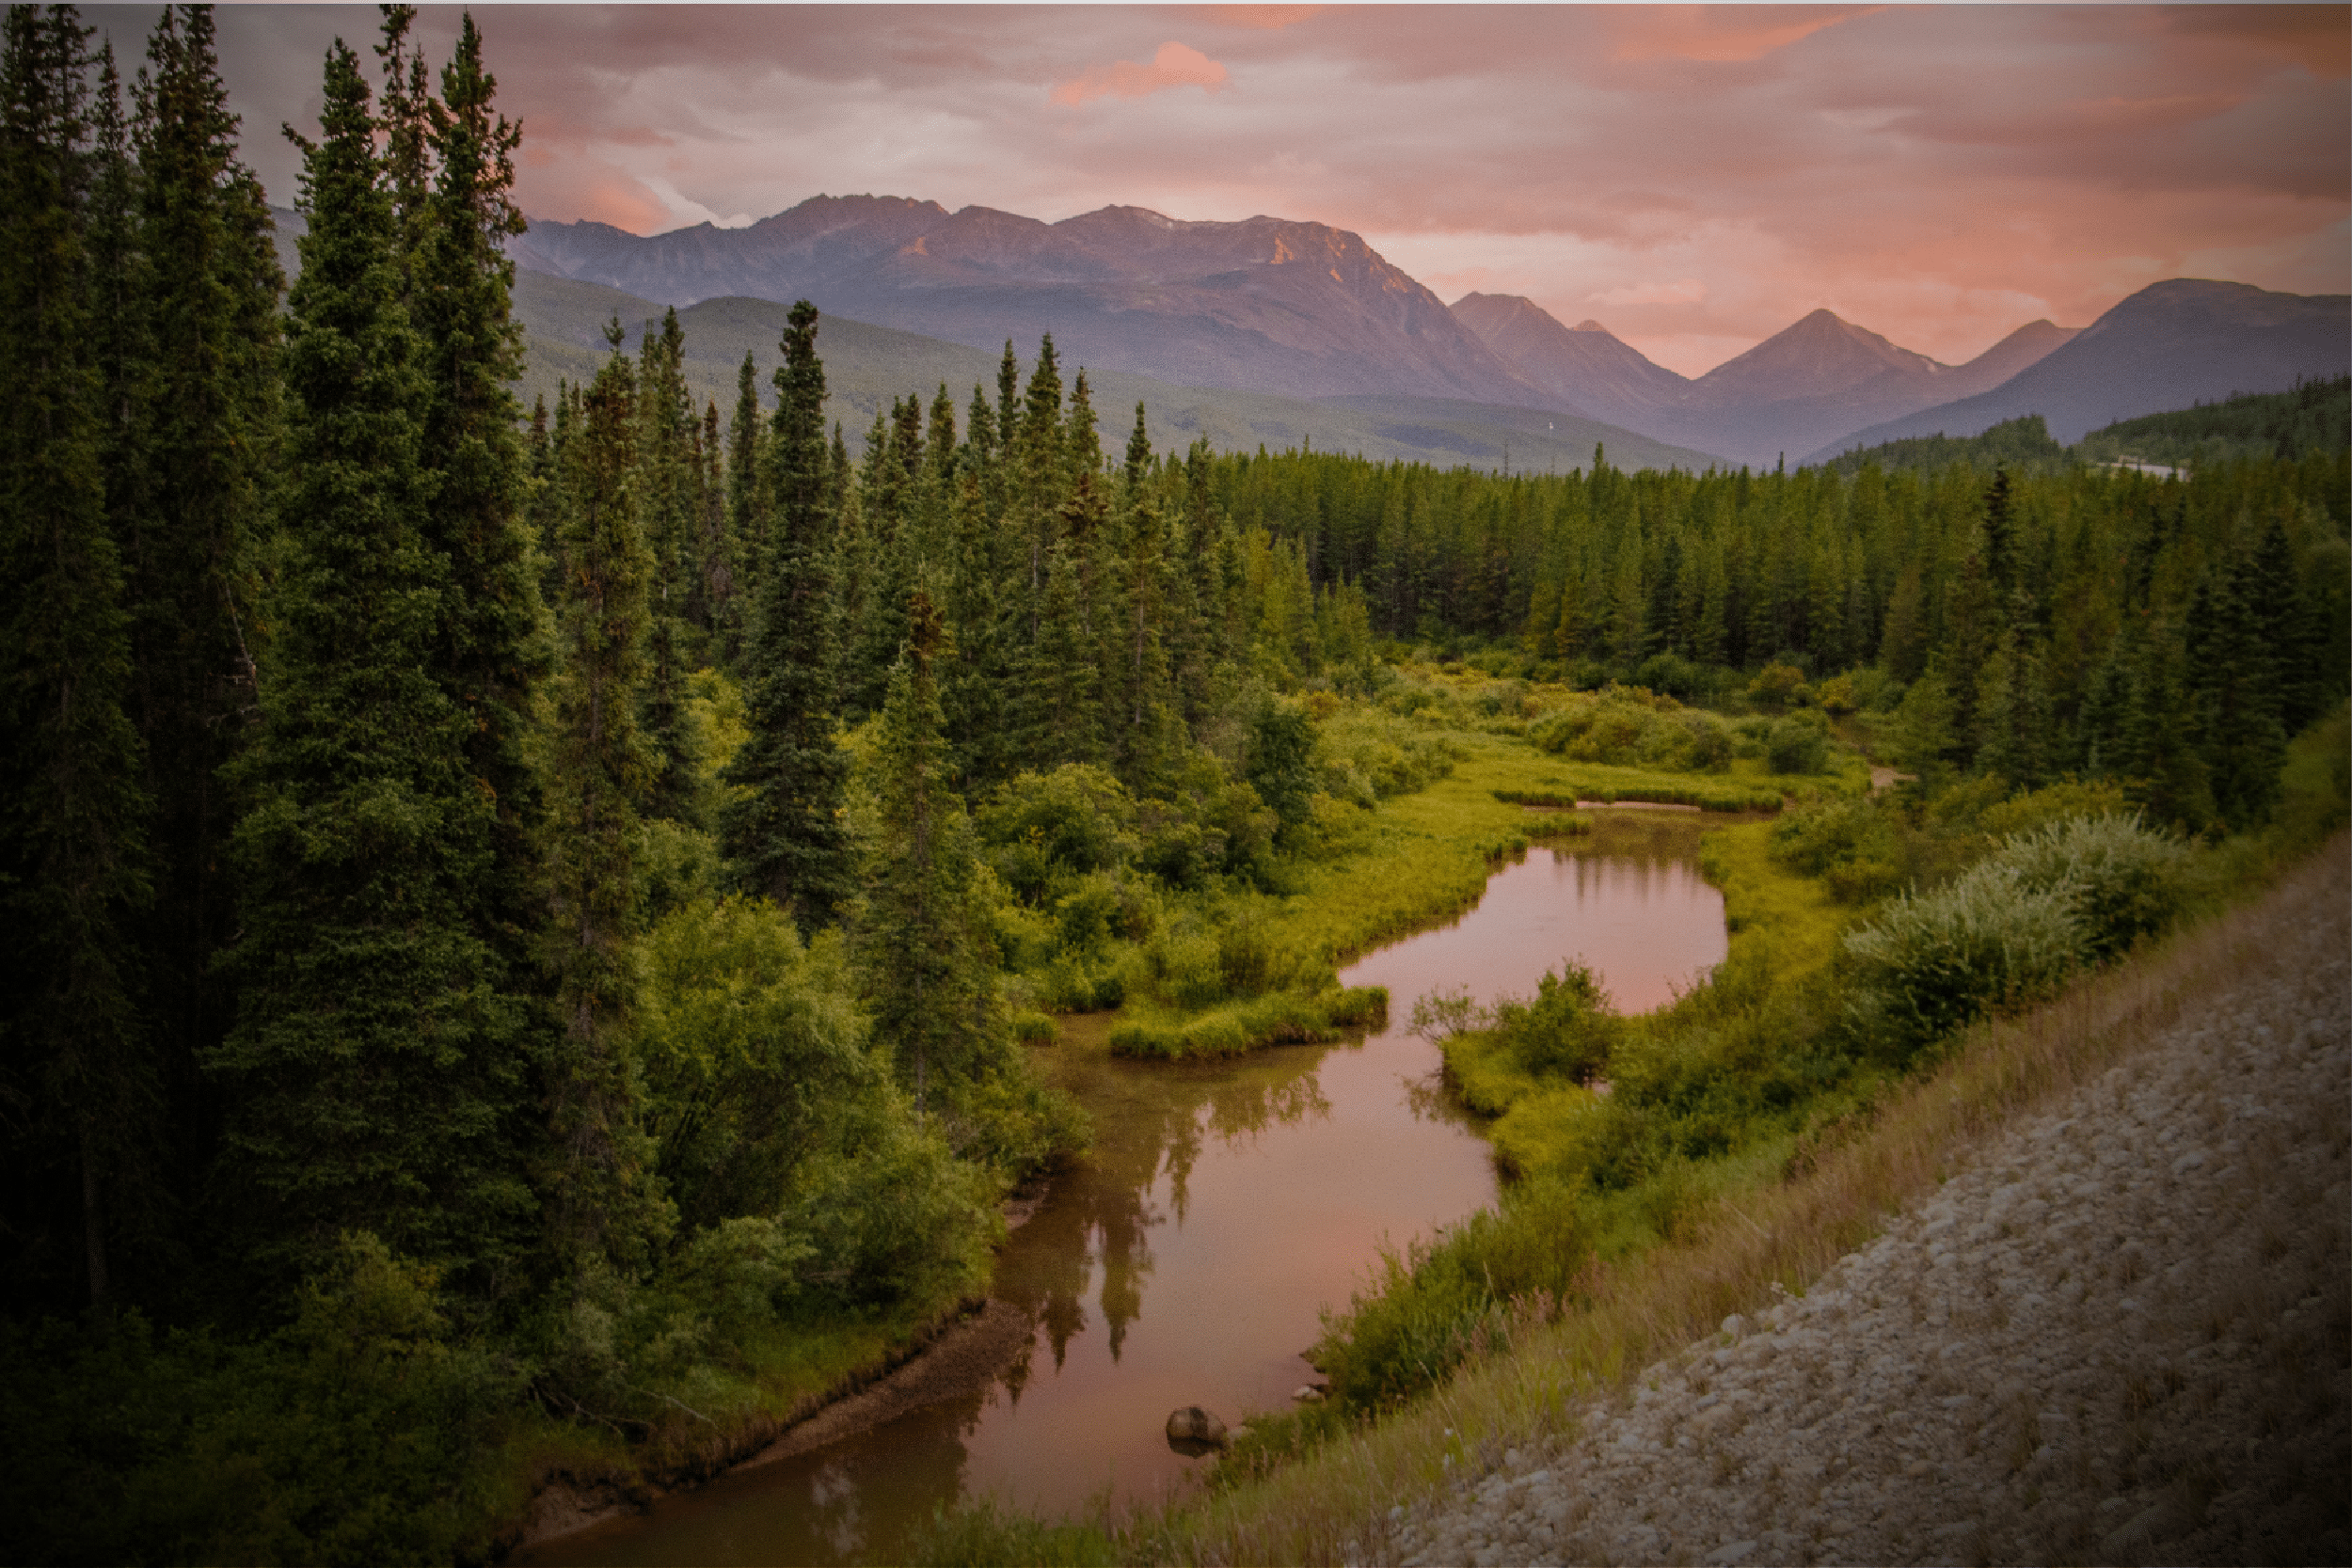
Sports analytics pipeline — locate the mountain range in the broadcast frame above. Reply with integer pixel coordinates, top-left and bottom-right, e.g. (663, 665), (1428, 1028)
(479, 195), (2352, 472)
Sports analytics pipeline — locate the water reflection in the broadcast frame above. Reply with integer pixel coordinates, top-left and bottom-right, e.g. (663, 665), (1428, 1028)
(524, 825), (1729, 1567)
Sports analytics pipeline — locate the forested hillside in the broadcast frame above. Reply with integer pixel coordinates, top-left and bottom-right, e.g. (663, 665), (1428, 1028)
(3, 7), (2347, 1564)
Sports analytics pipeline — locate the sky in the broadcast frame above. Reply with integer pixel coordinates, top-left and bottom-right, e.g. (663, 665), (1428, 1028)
(97, 4), (2351, 377)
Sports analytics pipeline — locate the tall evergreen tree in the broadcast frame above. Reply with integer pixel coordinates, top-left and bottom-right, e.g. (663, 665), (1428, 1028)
(411, 8), (551, 1020)
(635, 306), (703, 821)
(862, 589), (1002, 1117)
(540, 321), (669, 1273)
(121, 3), (282, 1194)
(723, 347), (766, 655)
(211, 39), (534, 1291)
(2189, 556), (2286, 829)
(721, 300), (852, 931)
(0, 1), (156, 1313)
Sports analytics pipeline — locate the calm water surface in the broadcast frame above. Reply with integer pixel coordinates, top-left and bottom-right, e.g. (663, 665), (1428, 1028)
(523, 821), (1728, 1566)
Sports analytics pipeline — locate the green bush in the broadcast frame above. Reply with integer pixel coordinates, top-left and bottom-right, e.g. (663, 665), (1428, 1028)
(976, 765), (1138, 906)
(1994, 812), (2187, 961)
(1313, 703), (1461, 800)
(1766, 709), (1831, 774)
(634, 902), (873, 1231)
(1842, 861), (2085, 1063)
(781, 1117), (998, 1312)
(1841, 810), (2189, 1063)
(1484, 961), (1620, 1084)
(0, 1236), (518, 1567)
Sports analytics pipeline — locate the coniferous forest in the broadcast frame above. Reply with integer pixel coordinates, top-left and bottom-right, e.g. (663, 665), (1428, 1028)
(2, 8), (2346, 1563)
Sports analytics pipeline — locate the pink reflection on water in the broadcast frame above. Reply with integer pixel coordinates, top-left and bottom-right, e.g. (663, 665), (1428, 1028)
(1339, 847), (1727, 1017)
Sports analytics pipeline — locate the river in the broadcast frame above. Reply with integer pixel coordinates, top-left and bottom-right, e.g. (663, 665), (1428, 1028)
(520, 818), (1729, 1566)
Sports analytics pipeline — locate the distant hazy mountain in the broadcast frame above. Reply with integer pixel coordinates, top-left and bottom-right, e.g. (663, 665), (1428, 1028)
(1449, 294), (1690, 431)
(1450, 293), (2077, 467)
(509, 272), (1726, 476)
(1805, 279), (2351, 462)
(512, 196), (1543, 406)
(1669, 310), (2080, 467)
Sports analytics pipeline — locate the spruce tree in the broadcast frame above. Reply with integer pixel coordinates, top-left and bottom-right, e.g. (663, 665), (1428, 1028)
(863, 589), (1002, 1117)
(2190, 556), (2286, 828)
(211, 39), (534, 1291)
(121, 3), (282, 1173)
(540, 321), (669, 1272)
(723, 347), (766, 654)
(0, 1), (156, 1313)
(635, 306), (703, 821)
(721, 300), (852, 931)
(411, 8), (551, 1013)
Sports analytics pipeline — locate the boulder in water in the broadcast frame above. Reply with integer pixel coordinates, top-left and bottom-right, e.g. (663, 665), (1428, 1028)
(1165, 1406), (1229, 1454)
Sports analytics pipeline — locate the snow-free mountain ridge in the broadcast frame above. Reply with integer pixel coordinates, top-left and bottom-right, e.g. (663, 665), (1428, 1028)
(1805, 279), (2352, 461)
(504, 197), (2345, 472)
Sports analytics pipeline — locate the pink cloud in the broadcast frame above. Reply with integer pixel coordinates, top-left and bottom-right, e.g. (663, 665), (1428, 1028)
(1052, 41), (1230, 107)
(1202, 6), (1326, 31)
(1605, 6), (1886, 64)
(196, 6), (2346, 375)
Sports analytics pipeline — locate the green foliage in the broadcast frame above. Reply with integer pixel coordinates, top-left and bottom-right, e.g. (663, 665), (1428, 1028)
(1842, 812), (2186, 1063)
(1990, 812), (2190, 962)
(1422, 962), (1621, 1115)
(211, 38), (544, 1290)
(632, 900), (869, 1231)
(976, 763), (1138, 907)
(721, 299), (853, 930)
(1311, 702), (1460, 804)
(1841, 860), (2086, 1064)
(779, 1118), (997, 1313)
(0, 1235), (517, 1567)
(1245, 695), (1319, 832)
(1766, 708), (1831, 774)
(1312, 1177), (1593, 1413)
(0, 3), (157, 1316)
(2075, 376), (2351, 469)
(1769, 794), (1904, 903)
(1107, 986), (1387, 1060)
(1822, 414), (2070, 478)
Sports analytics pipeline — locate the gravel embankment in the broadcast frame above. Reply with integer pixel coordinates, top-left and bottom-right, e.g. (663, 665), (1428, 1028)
(1392, 874), (2351, 1567)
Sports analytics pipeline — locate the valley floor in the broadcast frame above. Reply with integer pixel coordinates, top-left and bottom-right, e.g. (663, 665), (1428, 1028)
(1386, 845), (2350, 1567)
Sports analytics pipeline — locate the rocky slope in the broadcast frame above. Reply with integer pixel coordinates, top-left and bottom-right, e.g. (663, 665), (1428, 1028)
(512, 198), (1540, 404)
(1390, 857), (2351, 1567)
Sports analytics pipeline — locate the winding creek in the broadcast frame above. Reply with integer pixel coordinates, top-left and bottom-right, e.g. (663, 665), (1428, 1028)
(521, 818), (1732, 1567)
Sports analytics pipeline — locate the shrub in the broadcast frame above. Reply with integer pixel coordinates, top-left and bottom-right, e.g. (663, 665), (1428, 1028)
(1313, 703), (1461, 800)
(976, 765), (1138, 906)
(1841, 860), (2084, 1064)
(1487, 960), (1619, 1084)
(1996, 812), (2187, 961)
(1747, 661), (1807, 712)
(781, 1118), (997, 1311)
(1766, 708), (1831, 774)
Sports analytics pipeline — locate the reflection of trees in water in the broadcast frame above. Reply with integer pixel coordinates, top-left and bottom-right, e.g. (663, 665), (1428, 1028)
(785, 1386), (983, 1565)
(994, 1045), (1335, 1373)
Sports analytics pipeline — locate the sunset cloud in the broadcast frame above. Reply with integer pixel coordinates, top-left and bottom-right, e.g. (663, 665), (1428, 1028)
(1589, 278), (1709, 308)
(167, 4), (2348, 377)
(1051, 41), (1229, 106)
(1603, 5), (1884, 64)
